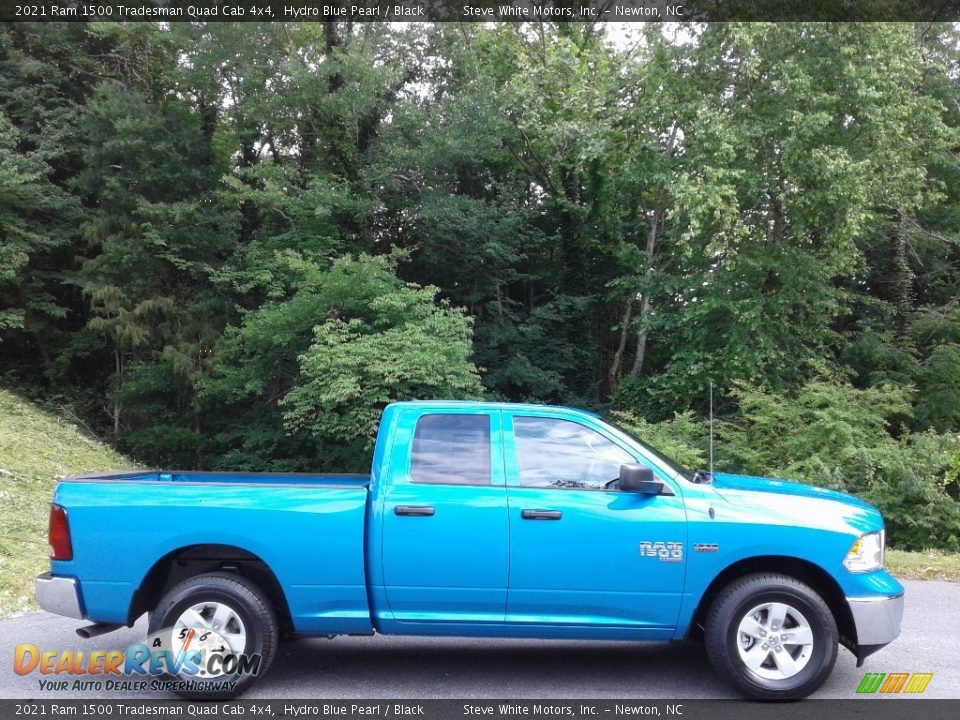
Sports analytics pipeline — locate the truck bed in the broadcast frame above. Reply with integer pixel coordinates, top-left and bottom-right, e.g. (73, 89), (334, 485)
(53, 469), (373, 635)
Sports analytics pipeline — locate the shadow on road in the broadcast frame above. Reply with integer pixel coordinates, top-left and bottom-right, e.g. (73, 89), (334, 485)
(261, 636), (725, 698)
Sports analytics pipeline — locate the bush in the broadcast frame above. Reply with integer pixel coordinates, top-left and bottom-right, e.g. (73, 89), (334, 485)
(608, 410), (708, 472)
(846, 433), (960, 551)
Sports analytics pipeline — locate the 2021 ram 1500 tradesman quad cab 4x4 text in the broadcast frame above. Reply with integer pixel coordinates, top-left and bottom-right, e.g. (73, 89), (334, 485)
(36, 401), (903, 699)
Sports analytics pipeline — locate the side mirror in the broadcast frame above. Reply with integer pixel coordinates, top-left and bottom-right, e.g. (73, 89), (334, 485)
(618, 464), (664, 494)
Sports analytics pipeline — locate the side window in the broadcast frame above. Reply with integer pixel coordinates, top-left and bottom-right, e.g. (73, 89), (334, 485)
(513, 416), (634, 490)
(410, 414), (491, 486)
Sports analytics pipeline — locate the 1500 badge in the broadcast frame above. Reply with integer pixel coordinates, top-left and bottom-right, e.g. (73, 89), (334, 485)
(639, 541), (683, 561)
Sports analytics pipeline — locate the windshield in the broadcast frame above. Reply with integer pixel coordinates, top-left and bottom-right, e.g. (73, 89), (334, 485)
(603, 419), (696, 483)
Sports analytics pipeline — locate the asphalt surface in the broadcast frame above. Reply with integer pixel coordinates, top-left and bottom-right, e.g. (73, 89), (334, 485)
(0, 579), (956, 700)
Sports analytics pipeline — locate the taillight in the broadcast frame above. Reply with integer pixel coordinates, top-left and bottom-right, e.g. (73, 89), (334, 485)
(48, 505), (73, 561)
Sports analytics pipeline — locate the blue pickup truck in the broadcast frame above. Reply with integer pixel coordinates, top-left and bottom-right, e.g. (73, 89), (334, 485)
(36, 401), (903, 700)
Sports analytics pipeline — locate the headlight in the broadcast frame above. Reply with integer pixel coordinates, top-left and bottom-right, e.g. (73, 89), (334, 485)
(843, 530), (885, 572)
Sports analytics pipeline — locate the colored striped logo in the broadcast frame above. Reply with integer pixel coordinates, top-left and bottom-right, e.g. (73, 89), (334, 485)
(856, 672), (933, 694)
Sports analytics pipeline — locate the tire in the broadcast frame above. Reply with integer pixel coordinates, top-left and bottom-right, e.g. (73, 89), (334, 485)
(148, 572), (279, 700)
(704, 573), (838, 700)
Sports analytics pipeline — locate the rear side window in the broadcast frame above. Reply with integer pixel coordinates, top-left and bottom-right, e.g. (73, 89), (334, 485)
(410, 414), (491, 485)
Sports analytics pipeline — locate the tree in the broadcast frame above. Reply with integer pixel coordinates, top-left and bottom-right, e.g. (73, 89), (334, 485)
(615, 23), (956, 419)
(206, 253), (483, 472)
(0, 112), (77, 339)
(284, 262), (483, 468)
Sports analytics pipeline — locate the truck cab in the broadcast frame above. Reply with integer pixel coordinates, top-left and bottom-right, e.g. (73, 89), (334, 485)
(370, 402), (688, 635)
(36, 401), (904, 700)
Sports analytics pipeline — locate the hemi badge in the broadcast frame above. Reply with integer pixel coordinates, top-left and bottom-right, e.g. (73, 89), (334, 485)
(694, 543), (719, 553)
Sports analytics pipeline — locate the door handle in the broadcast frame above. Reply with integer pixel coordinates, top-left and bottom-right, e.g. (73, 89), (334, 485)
(395, 505), (436, 517)
(521, 509), (562, 520)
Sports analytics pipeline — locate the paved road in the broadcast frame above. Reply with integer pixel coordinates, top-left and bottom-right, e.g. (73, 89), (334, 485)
(0, 580), (956, 700)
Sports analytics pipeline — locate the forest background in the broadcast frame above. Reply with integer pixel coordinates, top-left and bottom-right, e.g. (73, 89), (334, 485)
(2, 21), (959, 551)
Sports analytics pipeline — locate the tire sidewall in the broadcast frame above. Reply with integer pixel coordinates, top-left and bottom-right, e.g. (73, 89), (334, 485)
(706, 575), (839, 700)
(148, 575), (275, 699)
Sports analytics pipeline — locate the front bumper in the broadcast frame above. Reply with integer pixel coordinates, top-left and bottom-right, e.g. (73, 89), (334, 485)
(35, 572), (83, 619)
(847, 591), (904, 662)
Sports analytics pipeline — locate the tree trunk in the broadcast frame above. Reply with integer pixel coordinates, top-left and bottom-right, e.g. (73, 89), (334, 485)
(628, 126), (677, 379)
(630, 204), (664, 378)
(890, 217), (914, 338)
(630, 294), (653, 377)
(112, 349), (121, 441)
(608, 297), (634, 394)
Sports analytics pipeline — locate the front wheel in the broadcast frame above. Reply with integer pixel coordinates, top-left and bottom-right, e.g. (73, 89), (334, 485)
(148, 572), (279, 699)
(704, 573), (838, 700)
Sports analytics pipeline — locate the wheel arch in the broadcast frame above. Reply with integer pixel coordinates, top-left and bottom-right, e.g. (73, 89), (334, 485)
(690, 555), (857, 651)
(128, 544), (293, 633)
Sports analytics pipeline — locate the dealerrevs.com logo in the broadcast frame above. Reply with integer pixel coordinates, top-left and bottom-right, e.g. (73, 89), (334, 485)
(856, 672), (934, 694)
(13, 626), (261, 694)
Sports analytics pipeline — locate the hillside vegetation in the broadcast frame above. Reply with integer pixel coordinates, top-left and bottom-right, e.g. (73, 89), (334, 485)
(0, 388), (133, 616)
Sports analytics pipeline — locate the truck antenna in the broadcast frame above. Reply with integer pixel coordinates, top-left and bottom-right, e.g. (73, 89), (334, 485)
(709, 380), (714, 478)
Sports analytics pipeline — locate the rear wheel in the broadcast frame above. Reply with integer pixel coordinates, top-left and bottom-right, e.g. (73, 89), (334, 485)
(704, 573), (838, 700)
(148, 572), (278, 699)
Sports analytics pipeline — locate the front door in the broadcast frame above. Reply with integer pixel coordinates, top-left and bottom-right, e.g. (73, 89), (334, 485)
(503, 412), (687, 636)
(380, 409), (508, 624)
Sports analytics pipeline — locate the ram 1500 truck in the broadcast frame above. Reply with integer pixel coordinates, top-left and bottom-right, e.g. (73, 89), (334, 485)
(36, 401), (903, 700)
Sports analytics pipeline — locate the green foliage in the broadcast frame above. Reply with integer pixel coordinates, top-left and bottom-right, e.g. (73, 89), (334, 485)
(911, 305), (960, 431)
(1, 22), (959, 549)
(283, 258), (483, 467)
(717, 379), (913, 482)
(608, 410), (707, 472)
(0, 112), (77, 336)
(613, 23), (956, 417)
(206, 253), (483, 472)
